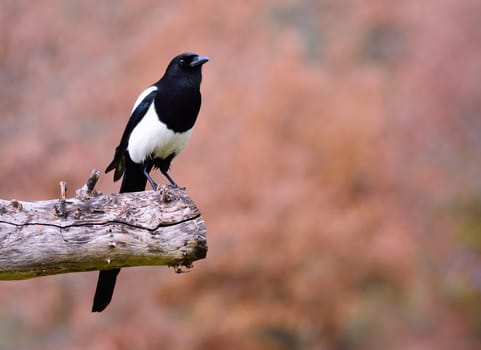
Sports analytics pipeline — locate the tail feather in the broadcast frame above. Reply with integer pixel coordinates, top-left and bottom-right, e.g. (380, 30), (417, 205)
(91, 269), (120, 312)
(105, 146), (127, 182)
(92, 155), (150, 312)
(119, 158), (151, 192)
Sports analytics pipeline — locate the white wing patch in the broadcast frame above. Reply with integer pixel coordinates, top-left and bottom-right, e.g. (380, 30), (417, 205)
(127, 101), (193, 164)
(131, 85), (158, 113)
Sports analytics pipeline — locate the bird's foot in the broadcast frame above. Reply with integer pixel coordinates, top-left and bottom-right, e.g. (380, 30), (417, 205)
(148, 180), (159, 191)
(167, 183), (185, 191)
(144, 167), (159, 191)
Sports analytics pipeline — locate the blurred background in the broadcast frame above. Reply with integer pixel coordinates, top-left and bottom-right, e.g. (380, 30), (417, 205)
(1, 0), (480, 349)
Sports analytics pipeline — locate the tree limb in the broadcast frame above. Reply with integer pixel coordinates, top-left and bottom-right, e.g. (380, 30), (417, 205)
(0, 170), (207, 280)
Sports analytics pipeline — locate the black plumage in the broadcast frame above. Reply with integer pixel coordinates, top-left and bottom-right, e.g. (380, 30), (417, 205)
(91, 52), (208, 312)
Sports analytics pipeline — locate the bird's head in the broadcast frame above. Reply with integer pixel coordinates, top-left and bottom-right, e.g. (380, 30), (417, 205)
(165, 52), (209, 77)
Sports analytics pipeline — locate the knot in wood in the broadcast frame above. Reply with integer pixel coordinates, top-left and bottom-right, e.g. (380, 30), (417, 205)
(159, 187), (174, 203)
(10, 200), (22, 212)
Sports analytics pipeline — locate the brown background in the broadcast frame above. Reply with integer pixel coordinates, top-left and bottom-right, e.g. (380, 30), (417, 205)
(1, 1), (480, 349)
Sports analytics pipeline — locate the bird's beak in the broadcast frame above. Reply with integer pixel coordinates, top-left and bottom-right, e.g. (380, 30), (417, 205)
(189, 55), (209, 67)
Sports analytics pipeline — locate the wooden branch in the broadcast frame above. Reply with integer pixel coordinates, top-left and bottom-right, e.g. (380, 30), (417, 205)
(0, 170), (207, 280)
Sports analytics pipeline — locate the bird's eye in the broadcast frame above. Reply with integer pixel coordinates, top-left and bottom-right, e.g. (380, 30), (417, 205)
(179, 59), (185, 66)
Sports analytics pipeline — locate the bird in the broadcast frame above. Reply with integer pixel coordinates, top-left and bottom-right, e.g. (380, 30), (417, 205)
(91, 52), (209, 312)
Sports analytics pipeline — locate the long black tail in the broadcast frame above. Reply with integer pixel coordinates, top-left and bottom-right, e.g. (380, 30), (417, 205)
(91, 269), (120, 312)
(91, 157), (151, 312)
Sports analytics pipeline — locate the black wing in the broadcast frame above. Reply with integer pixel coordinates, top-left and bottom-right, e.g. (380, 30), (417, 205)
(105, 89), (157, 181)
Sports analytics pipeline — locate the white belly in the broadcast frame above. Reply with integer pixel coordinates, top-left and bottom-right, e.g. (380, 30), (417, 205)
(127, 103), (192, 164)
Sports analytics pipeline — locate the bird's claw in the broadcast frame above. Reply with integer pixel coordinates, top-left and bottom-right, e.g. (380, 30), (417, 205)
(167, 183), (185, 190)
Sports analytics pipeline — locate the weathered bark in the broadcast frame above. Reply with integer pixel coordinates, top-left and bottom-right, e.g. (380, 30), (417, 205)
(0, 170), (207, 280)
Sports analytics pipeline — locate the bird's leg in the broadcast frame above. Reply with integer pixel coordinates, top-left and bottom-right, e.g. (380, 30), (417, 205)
(143, 166), (159, 190)
(160, 168), (179, 188)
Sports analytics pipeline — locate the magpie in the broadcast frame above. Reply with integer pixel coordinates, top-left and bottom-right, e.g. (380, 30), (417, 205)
(91, 52), (209, 312)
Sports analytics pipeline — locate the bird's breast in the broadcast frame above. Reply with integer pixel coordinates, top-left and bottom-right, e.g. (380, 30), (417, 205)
(127, 103), (193, 164)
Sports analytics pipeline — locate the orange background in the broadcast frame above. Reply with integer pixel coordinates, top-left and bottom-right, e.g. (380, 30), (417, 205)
(1, 1), (480, 349)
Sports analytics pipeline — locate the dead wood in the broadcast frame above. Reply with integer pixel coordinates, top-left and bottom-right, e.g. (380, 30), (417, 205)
(0, 170), (207, 280)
